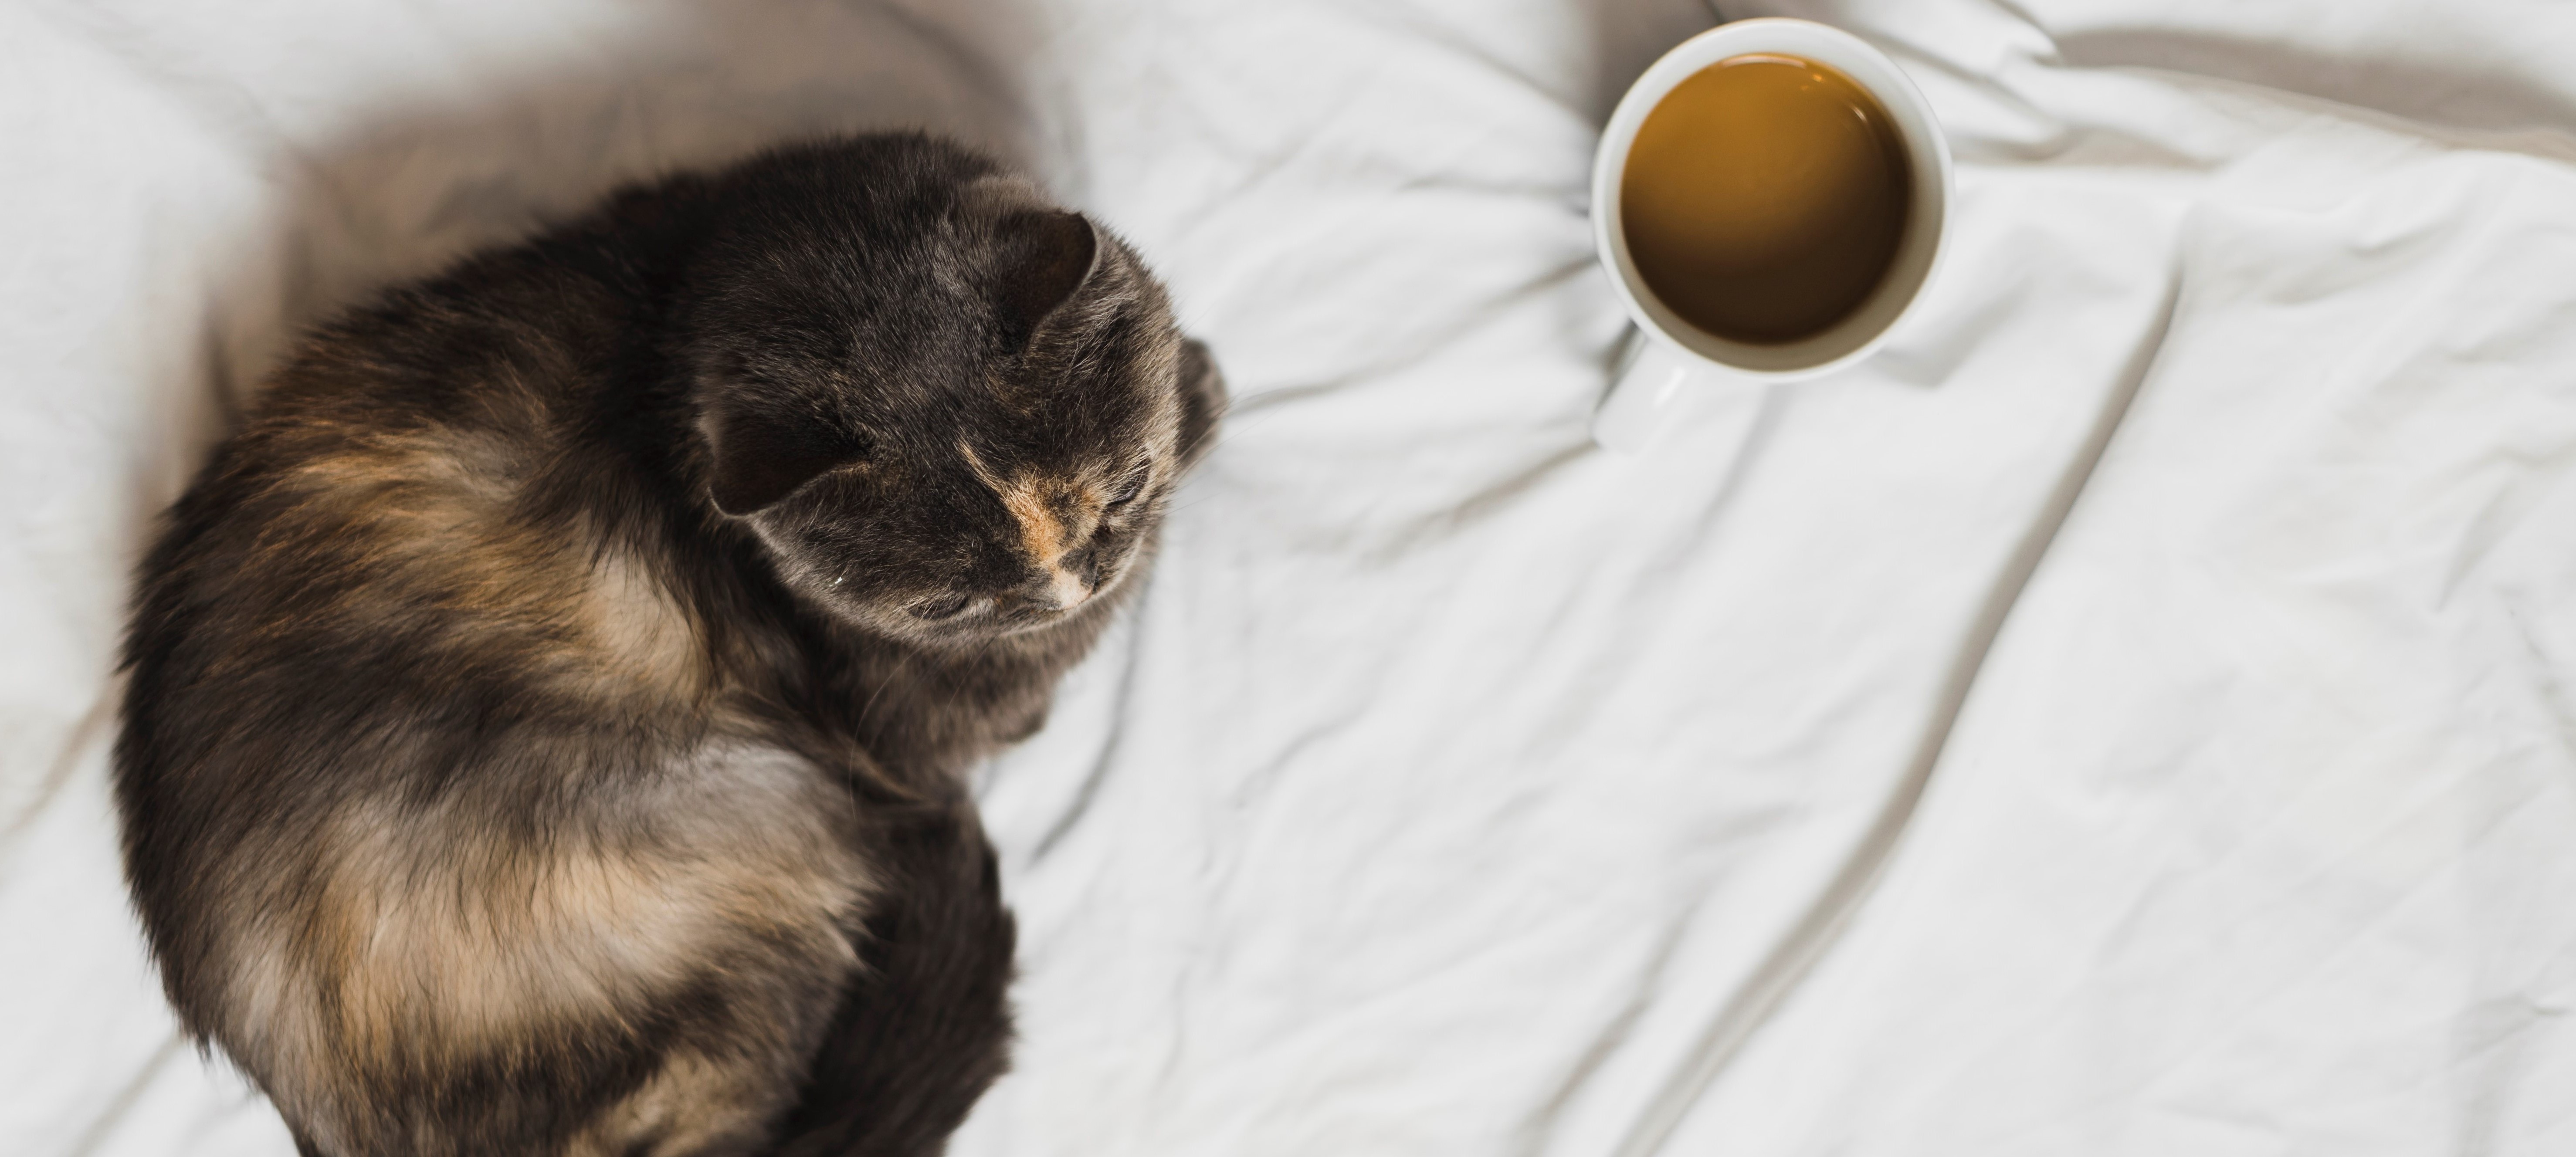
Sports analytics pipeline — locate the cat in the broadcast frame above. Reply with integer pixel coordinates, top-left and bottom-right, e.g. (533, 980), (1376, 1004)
(113, 132), (1223, 1157)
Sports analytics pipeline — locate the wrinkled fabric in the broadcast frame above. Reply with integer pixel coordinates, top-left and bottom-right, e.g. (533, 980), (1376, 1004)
(5, 1), (2573, 1154)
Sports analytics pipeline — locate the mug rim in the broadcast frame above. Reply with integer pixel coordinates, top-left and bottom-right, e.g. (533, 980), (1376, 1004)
(1594, 18), (1954, 378)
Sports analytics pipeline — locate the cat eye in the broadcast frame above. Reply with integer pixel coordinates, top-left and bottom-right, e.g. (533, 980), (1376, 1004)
(1103, 472), (1150, 511)
(912, 592), (976, 621)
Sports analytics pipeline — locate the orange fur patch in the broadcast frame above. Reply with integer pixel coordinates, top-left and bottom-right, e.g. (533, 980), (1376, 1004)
(223, 744), (868, 1150)
(258, 428), (709, 704)
(960, 443), (1103, 607)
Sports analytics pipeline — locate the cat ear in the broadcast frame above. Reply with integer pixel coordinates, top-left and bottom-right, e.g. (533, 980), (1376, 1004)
(705, 406), (863, 516)
(1175, 337), (1227, 466)
(992, 210), (1100, 349)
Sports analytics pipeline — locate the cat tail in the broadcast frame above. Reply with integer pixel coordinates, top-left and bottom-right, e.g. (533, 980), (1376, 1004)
(765, 790), (1019, 1157)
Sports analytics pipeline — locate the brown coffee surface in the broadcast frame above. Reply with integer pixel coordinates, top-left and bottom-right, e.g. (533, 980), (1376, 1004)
(1620, 54), (1912, 345)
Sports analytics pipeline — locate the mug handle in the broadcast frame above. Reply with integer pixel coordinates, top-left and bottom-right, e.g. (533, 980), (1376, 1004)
(1591, 326), (1766, 456)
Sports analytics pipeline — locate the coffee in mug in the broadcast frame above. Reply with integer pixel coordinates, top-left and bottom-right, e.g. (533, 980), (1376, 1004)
(1620, 54), (1912, 345)
(1588, 19), (1952, 456)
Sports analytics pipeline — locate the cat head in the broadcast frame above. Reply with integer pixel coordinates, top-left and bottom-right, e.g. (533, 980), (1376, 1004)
(681, 137), (1224, 648)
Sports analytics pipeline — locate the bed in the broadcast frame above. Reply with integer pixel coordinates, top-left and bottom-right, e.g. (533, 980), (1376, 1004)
(7, 0), (2574, 1152)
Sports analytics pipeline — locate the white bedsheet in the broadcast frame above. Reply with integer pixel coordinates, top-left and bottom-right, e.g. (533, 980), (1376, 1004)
(7, 1), (2576, 1154)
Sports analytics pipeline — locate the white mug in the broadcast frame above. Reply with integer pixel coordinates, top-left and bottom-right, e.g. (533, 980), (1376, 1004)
(1591, 19), (1954, 454)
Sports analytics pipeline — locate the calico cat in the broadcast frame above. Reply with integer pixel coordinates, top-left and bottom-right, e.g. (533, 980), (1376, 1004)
(113, 133), (1223, 1157)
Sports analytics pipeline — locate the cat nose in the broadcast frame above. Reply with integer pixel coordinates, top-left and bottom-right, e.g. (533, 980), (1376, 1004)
(1044, 567), (1092, 609)
(992, 569), (1091, 618)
